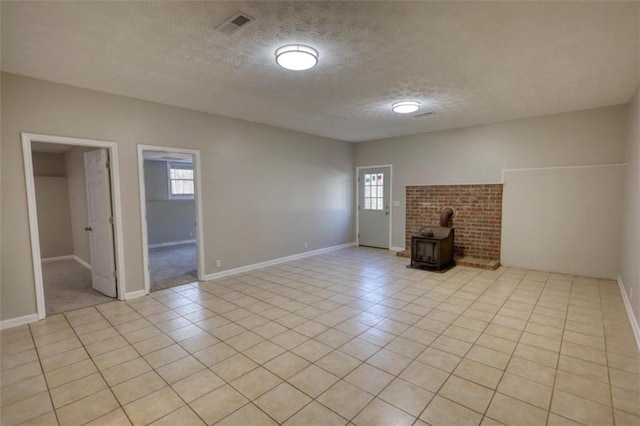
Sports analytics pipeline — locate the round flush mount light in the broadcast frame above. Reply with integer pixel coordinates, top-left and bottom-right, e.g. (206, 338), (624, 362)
(392, 100), (421, 114)
(275, 44), (318, 71)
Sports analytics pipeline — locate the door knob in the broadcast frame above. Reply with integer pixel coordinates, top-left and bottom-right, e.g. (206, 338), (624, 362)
(84, 226), (92, 232)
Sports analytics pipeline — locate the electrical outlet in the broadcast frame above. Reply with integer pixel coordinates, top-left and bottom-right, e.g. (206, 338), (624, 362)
(304, 242), (308, 249)
(216, 259), (221, 268)
(189, 232), (193, 238)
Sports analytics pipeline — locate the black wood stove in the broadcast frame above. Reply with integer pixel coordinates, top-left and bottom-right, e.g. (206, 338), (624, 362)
(410, 227), (455, 271)
(409, 207), (456, 271)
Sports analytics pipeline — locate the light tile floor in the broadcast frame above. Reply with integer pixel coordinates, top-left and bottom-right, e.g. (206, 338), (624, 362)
(1, 247), (639, 425)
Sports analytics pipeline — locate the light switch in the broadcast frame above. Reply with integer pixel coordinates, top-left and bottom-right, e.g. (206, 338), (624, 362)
(392, 200), (400, 207)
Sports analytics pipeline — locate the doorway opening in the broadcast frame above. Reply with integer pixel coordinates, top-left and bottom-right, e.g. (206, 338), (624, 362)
(357, 165), (393, 249)
(137, 145), (205, 293)
(22, 133), (126, 319)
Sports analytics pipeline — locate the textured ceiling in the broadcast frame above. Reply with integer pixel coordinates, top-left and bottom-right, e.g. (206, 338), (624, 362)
(2, 1), (638, 142)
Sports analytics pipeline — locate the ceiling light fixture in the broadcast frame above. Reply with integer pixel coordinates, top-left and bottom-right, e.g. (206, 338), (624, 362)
(275, 44), (318, 71)
(392, 100), (421, 114)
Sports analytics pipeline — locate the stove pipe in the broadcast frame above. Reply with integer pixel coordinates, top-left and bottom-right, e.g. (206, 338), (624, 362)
(440, 207), (455, 227)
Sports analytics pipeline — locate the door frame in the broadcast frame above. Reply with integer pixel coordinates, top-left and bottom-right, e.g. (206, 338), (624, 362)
(137, 144), (205, 294)
(22, 133), (127, 320)
(356, 164), (393, 250)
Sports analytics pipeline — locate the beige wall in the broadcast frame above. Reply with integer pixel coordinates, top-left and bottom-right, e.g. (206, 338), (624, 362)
(502, 165), (624, 279)
(144, 159), (196, 246)
(354, 105), (628, 272)
(33, 176), (74, 259)
(32, 152), (65, 177)
(619, 15), (640, 327)
(32, 152), (73, 259)
(621, 88), (640, 324)
(0, 72), (354, 321)
(65, 147), (92, 265)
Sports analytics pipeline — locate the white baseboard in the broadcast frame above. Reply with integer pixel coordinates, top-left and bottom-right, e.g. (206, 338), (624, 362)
(205, 242), (357, 281)
(125, 290), (147, 300)
(73, 256), (92, 271)
(41, 255), (91, 271)
(0, 314), (39, 330)
(149, 239), (196, 249)
(618, 276), (640, 351)
(390, 246), (406, 252)
(41, 255), (74, 263)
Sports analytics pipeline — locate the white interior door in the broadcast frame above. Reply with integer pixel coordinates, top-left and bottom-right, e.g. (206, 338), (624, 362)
(84, 149), (117, 297)
(358, 167), (391, 249)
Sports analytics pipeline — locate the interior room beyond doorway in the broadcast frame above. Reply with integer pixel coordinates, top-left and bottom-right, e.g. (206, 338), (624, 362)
(142, 150), (199, 291)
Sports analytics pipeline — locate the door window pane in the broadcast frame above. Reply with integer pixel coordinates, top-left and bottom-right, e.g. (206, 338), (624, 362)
(363, 171), (384, 211)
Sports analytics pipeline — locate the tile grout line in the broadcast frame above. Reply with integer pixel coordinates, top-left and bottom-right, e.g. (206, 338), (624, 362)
(176, 260), (475, 424)
(348, 270), (496, 422)
(424, 270), (529, 424)
(555, 280), (620, 425)
(132, 287), (284, 425)
(3, 266), (516, 422)
(333, 268), (515, 423)
(305, 267), (485, 423)
(349, 269), (565, 423)
(599, 280), (617, 424)
(455, 274), (531, 423)
(26, 321), (63, 425)
(183, 253), (401, 425)
(94, 303), (213, 426)
(545, 280), (611, 426)
(542, 277), (570, 426)
(5, 249), (637, 426)
(64, 308), (137, 425)
(130, 281), (346, 426)
(45, 306), (180, 421)
(74, 267), (640, 424)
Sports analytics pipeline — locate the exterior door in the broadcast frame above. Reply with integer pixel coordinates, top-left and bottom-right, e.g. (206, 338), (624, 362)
(84, 149), (117, 297)
(358, 167), (391, 249)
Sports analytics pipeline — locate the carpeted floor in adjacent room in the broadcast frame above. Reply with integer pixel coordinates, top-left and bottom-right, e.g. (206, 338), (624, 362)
(149, 242), (198, 291)
(42, 259), (114, 315)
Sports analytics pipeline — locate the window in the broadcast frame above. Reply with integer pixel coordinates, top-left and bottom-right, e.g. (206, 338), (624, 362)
(364, 172), (384, 210)
(168, 162), (194, 198)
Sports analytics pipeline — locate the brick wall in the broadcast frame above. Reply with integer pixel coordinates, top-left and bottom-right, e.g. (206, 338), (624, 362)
(406, 184), (503, 261)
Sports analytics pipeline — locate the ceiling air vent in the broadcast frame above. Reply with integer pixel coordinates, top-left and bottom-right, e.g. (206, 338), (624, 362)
(216, 12), (255, 36)
(413, 111), (435, 118)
